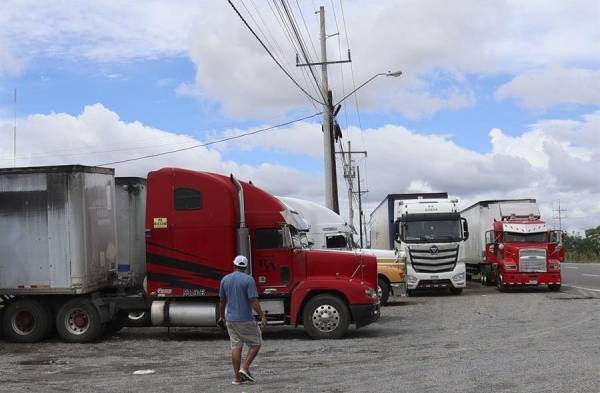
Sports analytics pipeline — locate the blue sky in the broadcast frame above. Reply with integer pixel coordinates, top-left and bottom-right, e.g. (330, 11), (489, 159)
(0, 1), (599, 233)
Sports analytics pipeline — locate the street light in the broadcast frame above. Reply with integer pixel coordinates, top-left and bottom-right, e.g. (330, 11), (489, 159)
(334, 70), (403, 106)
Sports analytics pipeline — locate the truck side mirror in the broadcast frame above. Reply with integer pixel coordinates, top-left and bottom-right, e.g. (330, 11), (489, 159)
(461, 218), (469, 241)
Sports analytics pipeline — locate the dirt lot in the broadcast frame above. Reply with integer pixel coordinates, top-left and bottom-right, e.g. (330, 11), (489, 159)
(2, 282), (600, 393)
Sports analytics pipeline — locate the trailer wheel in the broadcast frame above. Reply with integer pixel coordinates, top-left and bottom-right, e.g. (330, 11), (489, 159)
(496, 273), (508, 292)
(2, 298), (52, 343)
(124, 311), (151, 327)
(56, 298), (105, 343)
(302, 294), (349, 339)
(548, 284), (561, 292)
(377, 277), (390, 306)
(481, 265), (493, 286)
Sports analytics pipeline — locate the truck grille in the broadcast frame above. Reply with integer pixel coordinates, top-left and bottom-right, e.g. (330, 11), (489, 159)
(519, 249), (547, 272)
(408, 245), (459, 273)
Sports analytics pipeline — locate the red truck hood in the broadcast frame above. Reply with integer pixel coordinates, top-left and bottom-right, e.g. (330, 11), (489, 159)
(304, 249), (378, 290)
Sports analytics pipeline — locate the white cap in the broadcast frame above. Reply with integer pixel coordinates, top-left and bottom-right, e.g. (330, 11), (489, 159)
(233, 255), (248, 268)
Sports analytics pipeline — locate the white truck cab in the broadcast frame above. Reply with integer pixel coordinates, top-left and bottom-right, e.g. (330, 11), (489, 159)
(371, 193), (469, 295)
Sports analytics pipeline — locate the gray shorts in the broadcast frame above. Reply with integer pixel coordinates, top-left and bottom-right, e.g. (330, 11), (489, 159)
(226, 321), (262, 349)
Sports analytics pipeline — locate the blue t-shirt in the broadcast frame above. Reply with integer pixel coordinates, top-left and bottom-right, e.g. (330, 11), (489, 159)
(219, 271), (259, 322)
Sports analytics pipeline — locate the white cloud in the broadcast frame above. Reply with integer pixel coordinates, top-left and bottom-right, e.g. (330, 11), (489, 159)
(496, 67), (600, 108)
(0, 104), (321, 200)
(1, 104), (599, 232)
(2, 1), (600, 116)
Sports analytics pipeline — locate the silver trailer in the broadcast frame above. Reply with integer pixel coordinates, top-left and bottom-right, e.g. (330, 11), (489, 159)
(0, 165), (117, 295)
(115, 177), (147, 288)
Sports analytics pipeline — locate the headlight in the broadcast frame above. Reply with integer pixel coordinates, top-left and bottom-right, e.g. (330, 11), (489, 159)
(505, 263), (517, 271)
(452, 272), (465, 281)
(406, 275), (418, 284)
(365, 288), (378, 299)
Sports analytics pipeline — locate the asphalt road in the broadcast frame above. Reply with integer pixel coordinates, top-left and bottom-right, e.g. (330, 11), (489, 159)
(2, 281), (600, 393)
(562, 262), (600, 291)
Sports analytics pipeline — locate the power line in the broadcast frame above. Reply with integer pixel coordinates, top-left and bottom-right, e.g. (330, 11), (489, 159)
(280, 0), (325, 100)
(227, 0), (325, 105)
(269, 0), (323, 103)
(96, 111), (322, 166)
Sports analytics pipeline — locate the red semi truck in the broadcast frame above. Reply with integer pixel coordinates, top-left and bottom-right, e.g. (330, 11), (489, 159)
(0, 165), (379, 343)
(461, 199), (564, 291)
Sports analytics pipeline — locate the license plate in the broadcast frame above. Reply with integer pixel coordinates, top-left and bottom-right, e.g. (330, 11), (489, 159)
(431, 275), (439, 280)
(529, 279), (537, 285)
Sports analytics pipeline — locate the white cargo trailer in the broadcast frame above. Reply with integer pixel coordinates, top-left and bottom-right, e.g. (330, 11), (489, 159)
(460, 199), (538, 271)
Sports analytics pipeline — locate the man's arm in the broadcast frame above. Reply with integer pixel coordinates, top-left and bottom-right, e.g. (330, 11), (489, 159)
(219, 298), (226, 320)
(250, 298), (268, 328)
(218, 279), (226, 327)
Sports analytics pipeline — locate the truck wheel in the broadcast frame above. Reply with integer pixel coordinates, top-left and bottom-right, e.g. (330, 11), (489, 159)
(124, 311), (151, 327)
(449, 287), (463, 295)
(303, 295), (349, 339)
(548, 284), (561, 292)
(496, 273), (508, 292)
(377, 278), (390, 306)
(56, 298), (105, 343)
(481, 265), (493, 286)
(2, 299), (51, 343)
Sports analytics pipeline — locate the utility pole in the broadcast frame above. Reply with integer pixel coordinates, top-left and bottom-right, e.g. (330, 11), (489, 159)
(13, 88), (17, 167)
(319, 6), (337, 213)
(336, 141), (367, 232)
(355, 166), (369, 248)
(553, 199), (568, 232)
(297, 6), (350, 213)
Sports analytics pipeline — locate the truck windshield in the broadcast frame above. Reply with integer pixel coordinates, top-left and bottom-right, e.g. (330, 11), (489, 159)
(504, 232), (546, 243)
(326, 234), (348, 249)
(402, 220), (461, 243)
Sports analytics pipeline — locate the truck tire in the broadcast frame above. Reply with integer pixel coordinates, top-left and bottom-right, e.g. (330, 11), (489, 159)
(56, 298), (105, 343)
(302, 294), (350, 339)
(2, 298), (52, 343)
(496, 273), (508, 292)
(449, 287), (463, 295)
(377, 277), (390, 306)
(548, 284), (561, 292)
(124, 311), (151, 327)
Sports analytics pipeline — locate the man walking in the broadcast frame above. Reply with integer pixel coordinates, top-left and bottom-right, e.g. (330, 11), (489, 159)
(218, 255), (267, 385)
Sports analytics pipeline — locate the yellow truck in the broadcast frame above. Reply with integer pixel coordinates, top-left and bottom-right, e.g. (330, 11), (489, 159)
(278, 197), (406, 305)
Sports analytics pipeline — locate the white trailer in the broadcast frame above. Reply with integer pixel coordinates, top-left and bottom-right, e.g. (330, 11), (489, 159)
(278, 196), (405, 305)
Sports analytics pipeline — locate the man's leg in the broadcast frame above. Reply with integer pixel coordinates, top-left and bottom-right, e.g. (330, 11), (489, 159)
(241, 344), (261, 372)
(231, 347), (243, 382)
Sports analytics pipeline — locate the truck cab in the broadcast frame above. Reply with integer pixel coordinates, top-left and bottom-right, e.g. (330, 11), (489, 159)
(484, 217), (563, 291)
(145, 169), (380, 339)
(395, 198), (469, 295)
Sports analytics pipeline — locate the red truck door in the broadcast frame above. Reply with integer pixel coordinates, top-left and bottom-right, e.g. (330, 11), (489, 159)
(484, 230), (498, 264)
(252, 227), (297, 296)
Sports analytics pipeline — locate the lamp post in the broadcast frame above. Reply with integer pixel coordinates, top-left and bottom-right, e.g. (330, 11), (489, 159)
(334, 70), (402, 107)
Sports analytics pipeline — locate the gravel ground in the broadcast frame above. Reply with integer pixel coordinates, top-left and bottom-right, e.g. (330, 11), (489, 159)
(1, 282), (600, 393)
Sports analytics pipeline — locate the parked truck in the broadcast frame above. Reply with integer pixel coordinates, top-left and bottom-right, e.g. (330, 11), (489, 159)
(0, 165), (379, 343)
(277, 197), (405, 305)
(370, 193), (469, 295)
(460, 199), (563, 291)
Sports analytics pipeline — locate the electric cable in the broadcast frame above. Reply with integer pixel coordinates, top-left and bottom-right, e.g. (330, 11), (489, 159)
(227, 0), (325, 105)
(96, 111), (322, 166)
